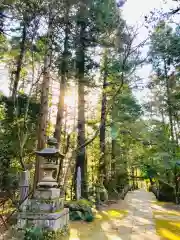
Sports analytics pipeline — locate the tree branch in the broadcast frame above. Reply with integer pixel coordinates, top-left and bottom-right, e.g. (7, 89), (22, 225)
(169, 7), (180, 15)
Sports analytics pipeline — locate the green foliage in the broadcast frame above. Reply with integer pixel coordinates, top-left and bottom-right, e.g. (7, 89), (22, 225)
(77, 198), (94, 207)
(0, 94), (39, 190)
(2, 0), (176, 203)
(24, 227), (43, 240)
(24, 225), (69, 240)
(140, 165), (157, 179)
(113, 90), (142, 123)
(107, 82), (143, 190)
(65, 199), (93, 210)
(65, 199), (94, 222)
(145, 22), (180, 190)
(0, 34), (8, 59)
(43, 226), (69, 240)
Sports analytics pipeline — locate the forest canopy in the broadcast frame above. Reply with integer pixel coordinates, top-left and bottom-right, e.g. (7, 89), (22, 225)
(0, 0), (180, 204)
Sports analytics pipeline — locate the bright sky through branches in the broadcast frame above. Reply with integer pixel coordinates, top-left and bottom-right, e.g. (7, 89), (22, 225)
(122, 0), (180, 103)
(0, 0), (178, 102)
(123, 0), (178, 25)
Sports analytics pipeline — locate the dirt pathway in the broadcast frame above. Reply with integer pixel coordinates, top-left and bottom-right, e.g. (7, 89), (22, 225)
(68, 189), (161, 240)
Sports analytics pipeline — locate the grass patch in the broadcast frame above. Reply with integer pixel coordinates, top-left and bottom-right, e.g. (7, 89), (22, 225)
(94, 208), (128, 220)
(151, 200), (171, 206)
(154, 208), (180, 240)
(154, 211), (180, 217)
(0, 207), (15, 215)
(155, 219), (180, 240)
(69, 209), (128, 239)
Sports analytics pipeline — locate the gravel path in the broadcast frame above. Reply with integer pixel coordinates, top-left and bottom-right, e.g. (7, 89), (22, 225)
(117, 189), (161, 240)
(69, 189), (161, 240)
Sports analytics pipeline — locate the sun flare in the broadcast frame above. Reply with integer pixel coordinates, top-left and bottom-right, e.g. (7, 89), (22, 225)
(64, 95), (76, 108)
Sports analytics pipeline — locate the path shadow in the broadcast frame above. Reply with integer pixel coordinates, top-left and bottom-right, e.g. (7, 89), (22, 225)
(62, 208), (131, 240)
(158, 203), (180, 212)
(62, 189), (180, 240)
(155, 218), (180, 240)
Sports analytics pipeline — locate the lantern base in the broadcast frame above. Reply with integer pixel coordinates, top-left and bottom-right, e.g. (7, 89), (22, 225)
(34, 187), (61, 200)
(37, 181), (58, 188)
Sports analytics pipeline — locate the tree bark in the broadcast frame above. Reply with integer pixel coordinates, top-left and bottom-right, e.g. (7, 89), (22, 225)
(111, 139), (116, 175)
(111, 102), (117, 178)
(54, 7), (70, 148)
(75, 82), (87, 198)
(99, 50), (108, 185)
(164, 60), (179, 197)
(33, 15), (53, 190)
(12, 22), (27, 100)
(164, 60), (174, 142)
(74, 6), (87, 198)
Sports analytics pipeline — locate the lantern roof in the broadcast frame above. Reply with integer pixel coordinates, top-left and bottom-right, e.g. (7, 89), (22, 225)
(47, 137), (58, 146)
(35, 148), (64, 158)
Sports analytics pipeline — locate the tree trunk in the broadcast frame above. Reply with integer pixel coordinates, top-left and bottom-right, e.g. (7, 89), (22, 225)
(54, 68), (66, 147)
(75, 82), (87, 198)
(33, 15), (53, 190)
(54, 7), (70, 186)
(54, 8), (70, 148)
(164, 60), (179, 199)
(12, 22), (27, 100)
(99, 50), (108, 185)
(0, 7), (5, 34)
(111, 139), (116, 176)
(173, 119), (179, 146)
(111, 101), (117, 178)
(164, 60), (174, 142)
(75, 10), (87, 198)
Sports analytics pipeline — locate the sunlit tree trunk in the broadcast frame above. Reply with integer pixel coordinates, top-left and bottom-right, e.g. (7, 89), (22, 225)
(54, 5), (70, 148)
(163, 59), (179, 199)
(33, 13), (53, 190)
(164, 60), (174, 142)
(74, 2), (87, 198)
(111, 102), (116, 178)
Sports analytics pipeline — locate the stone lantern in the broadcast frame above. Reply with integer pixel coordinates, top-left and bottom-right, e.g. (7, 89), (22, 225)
(35, 137), (64, 188)
(17, 137), (69, 237)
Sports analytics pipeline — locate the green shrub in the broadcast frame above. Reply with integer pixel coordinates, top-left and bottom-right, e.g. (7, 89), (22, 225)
(65, 199), (94, 222)
(77, 198), (93, 207)
(24, 225), (69, 240)
(24, 227), (43, 240)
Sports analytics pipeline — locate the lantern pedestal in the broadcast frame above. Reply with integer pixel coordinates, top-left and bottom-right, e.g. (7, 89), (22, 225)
(17, 187), (69, 233)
